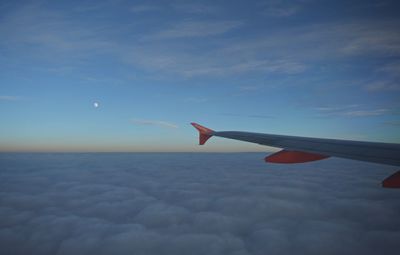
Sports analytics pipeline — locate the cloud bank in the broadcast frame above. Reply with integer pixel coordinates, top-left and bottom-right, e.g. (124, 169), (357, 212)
(0, 153), (399, 255)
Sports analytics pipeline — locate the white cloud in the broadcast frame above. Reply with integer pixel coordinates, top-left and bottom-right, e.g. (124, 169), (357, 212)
(0, 2), (114, 60)
(339, 23), (400, 56)
(149, 20), (242, 39)
(2, 2), (400, 81)
(261, 0), (307, 17)
(184, 97), (208, 103)
(131, 119), (178, 129)
(342, 109), (389, 117)
(0, 95), (21, 101)
(315, 105), (390, 117)
(365, 81), (400, 92)
(377, 62), (400, 78)
(264, 5), (300, 17)
(172, 3), (219, 14)
(130, 5), (160, 13)
(383, 121), (400, 126)
(0, 154), (399, 254)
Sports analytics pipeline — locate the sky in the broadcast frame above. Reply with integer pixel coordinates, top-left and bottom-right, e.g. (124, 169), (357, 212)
(0, 0), (400, 152)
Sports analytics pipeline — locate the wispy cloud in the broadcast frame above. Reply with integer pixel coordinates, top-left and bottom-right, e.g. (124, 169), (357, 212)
(265, 6), (300, 17)
(339, 23), (400, 56)
(131, 119), (178, 129)
(341, 109), (389, 117)
(130, 5), (160, 13)
(315, 105), (390, 117)
(0, 95), (21, 101)
(238, 85), (262, 91)
(378, 62), (400, 77)
(0, 2), (114, 61)
(315, 104), (360, 112)
(172, 3), (219, 14)
(221, 113), (274, 119)
(383, 120), (400, 126)
(184, 97), (208, 103)
(259, 0), (309, 17)
(149, 20), (242, 39)
(365, 81), (400, 92)
(178, 59), (306, 77)
(2, 2), (400, 82)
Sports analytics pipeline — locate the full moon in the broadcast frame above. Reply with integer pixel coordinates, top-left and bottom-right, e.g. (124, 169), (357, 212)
(93, 102), (99, 108)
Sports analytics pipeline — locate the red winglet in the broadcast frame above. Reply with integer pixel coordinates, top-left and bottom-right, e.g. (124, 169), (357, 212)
(265, 150), (329, 163)
(382, 171), (400, 188)
(191, 123), (214, 145)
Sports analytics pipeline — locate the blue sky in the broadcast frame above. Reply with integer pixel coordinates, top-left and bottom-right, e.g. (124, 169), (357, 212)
(0, 0), (399, 152)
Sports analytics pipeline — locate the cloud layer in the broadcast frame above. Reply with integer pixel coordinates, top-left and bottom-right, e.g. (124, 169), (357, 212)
(0, 153), (399, 255)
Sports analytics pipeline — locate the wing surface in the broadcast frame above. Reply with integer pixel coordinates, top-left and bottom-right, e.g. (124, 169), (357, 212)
(191, 122), (400, 188)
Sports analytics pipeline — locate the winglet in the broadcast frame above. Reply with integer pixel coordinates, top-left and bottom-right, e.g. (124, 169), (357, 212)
(191, 123), (214, 145)
(382, 171), (400, 188)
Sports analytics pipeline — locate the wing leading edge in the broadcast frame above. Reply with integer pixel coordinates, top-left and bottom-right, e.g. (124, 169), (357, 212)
(191, 122), (400, 188)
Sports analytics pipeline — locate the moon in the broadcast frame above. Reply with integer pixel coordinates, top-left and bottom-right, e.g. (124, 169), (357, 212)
(93, 102), (99, 108)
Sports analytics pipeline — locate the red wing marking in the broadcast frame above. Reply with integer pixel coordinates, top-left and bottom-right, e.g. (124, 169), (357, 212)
(265, 150), (329, 163)
(382, 171), (400, 188)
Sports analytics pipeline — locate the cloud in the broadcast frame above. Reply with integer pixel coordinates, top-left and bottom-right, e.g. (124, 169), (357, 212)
(221, 113), (275, 119)
(0, 95), (21, 101)
(0, 2), (114, 62)
(378, 62), (400, 76)
(149, 20), (242, 39)
(2, 1), (400, 82)
(124, 55), (306, 79)
(130, 5), (160, 13)
(238, 85), (262, 91)
(315, 105), (390, 117)
(365, 81), (400, 92)
(341, 109), (389, 117)
(131, 119), (178, 129)
(0, 153), (399, 255)
(260, 0), (311, 18)
(383, 120), (400, 126)
(338, 23), (400, 56)
(184, 97), (208, 103)
(172, 3), (219, 14)
(266, 6), (299, 17)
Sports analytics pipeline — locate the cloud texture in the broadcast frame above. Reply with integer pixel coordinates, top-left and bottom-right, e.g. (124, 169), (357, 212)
(0, 153), (399, 255)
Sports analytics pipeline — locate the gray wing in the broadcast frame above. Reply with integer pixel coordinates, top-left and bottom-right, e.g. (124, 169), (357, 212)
(191, 123), (400, 188)
(215, 131), (400, 167)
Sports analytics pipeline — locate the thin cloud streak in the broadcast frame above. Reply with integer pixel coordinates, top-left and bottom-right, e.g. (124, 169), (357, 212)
(365, 81), (400, 92)
(342, 109), (389, 117)
(0, 95), (21, 101)
(147, 20), (243, 39)
(383, 121), (400, 126)
(314, 105), (390, 117)
(221, 113), (275, 119)
(130, 5), (160, 13)
(131, 119), (179, 129)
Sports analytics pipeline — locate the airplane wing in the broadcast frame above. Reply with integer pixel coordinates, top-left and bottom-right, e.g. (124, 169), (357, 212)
(191, 122), (400, 188)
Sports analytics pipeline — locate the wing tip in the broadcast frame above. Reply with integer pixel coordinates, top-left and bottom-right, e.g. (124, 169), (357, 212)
(191, 122), (214, 145)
